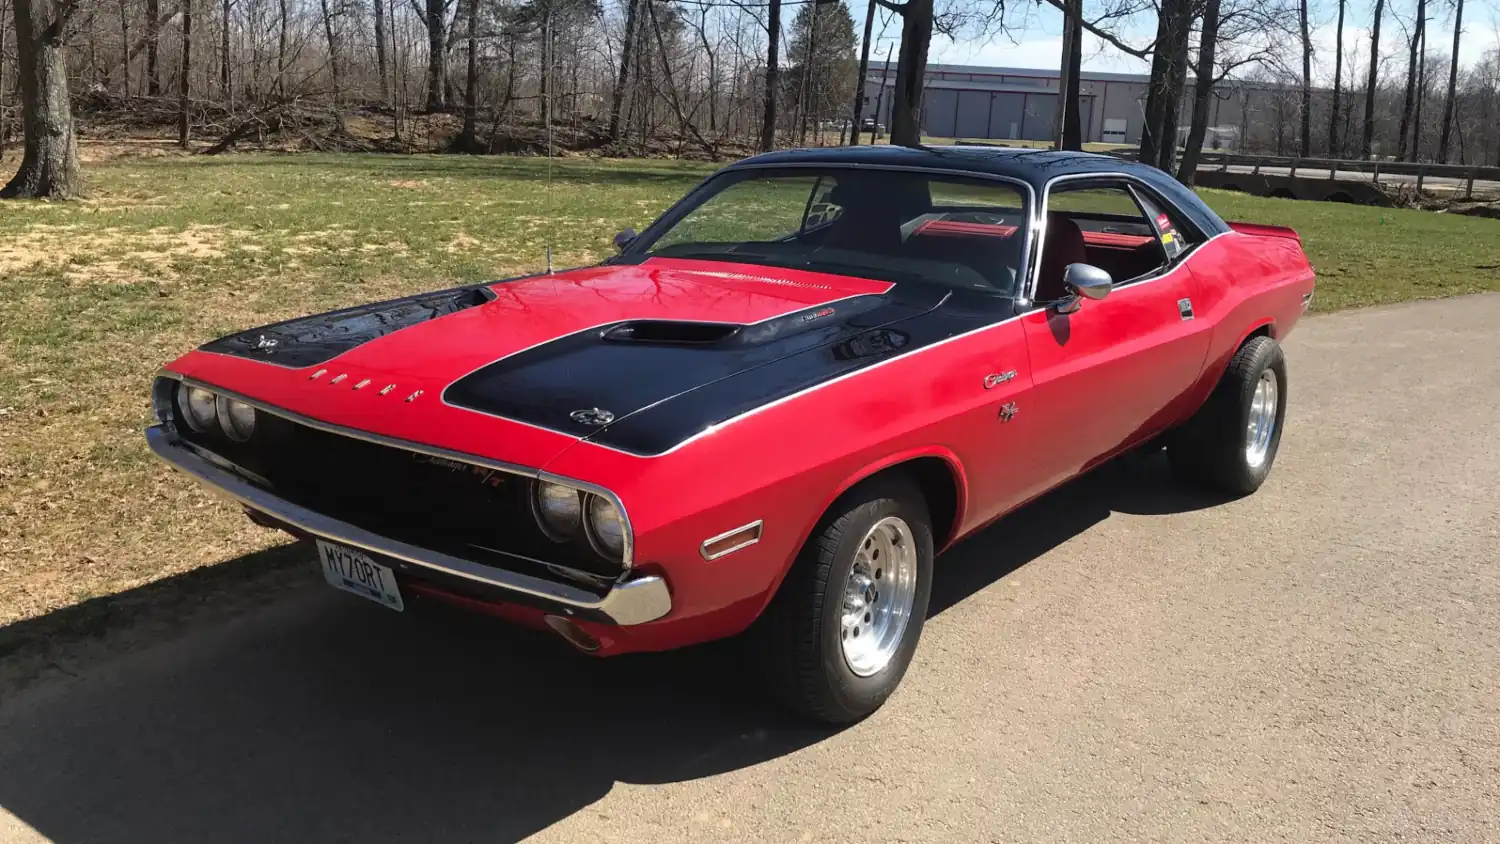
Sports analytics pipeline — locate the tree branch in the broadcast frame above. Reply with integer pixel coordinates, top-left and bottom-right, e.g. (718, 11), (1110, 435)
(1038, 0), (1151, 58)
(874, 0), (907, 13)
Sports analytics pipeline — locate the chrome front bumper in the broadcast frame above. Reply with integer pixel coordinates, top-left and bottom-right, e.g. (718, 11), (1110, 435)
(146, 426), (672, 625)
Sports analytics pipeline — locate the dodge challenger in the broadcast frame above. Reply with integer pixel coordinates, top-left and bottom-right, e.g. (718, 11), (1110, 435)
(147, 146), (1316, 723)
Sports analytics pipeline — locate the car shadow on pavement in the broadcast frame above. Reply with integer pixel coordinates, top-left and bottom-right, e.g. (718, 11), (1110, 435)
(0, 453), (1224, 843)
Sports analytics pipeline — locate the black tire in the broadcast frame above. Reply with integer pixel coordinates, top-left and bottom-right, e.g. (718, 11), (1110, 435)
(1169, 334), (1288, 495)
(753, 475), (935, 724)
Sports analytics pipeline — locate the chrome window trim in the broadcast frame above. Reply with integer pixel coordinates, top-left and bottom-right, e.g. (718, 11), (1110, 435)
(153, 369), (636, 571)
(1028, 170), (1227, 305)
(145, 425), (669, 625)
(699, 519), (765, 561)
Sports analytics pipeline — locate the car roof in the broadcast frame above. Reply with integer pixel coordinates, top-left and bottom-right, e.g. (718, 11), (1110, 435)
(724, 145), (1229, 236)
(727, 145), (1148, 186)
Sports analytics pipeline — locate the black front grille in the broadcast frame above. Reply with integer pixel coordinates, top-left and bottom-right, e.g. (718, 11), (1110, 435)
(166, 391), (623, 585)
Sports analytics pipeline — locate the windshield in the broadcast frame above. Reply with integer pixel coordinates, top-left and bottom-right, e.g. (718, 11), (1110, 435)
(625, 167), (1030, 295)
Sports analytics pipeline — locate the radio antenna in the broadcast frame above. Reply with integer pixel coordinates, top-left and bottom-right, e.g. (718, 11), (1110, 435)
(544, 8), (555, 275)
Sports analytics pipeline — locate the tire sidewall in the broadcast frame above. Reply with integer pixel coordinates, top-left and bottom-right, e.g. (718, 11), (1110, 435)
(1232, 338), (1288, 488)
(817, 492), (934, 718)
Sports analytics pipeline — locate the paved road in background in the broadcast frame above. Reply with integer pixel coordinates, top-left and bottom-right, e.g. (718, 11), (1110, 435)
(3, 296), (1498, 843)
(1215, 163), (1500, 199)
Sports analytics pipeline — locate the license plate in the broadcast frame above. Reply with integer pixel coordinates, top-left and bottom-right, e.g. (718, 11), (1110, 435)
(317, 540), (404, 612)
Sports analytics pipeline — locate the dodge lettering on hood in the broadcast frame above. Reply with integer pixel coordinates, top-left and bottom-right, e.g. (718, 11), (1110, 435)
(149, 146), (1315, 723)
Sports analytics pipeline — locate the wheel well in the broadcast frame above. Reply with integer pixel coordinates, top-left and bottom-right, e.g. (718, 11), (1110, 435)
(1245, 323), (1274, 343)
(848, 457), (961, 549)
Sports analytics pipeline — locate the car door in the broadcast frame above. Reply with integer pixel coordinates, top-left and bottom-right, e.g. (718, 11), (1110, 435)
(1016, 177), (1213, 490)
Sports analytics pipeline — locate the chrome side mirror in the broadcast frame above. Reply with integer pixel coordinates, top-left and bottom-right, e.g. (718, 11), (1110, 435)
(1051, 263), (1113, 314)
(613, 228), (638, 251)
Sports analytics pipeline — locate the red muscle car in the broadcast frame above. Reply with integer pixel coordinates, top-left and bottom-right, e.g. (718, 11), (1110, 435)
(147, 147), (1315, 723)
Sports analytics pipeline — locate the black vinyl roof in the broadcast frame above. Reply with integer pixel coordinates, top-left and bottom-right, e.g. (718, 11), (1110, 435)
(725, 145), (1230, 236)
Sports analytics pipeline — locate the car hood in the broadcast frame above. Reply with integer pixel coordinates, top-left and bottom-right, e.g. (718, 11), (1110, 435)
(166, 257), (938, 468)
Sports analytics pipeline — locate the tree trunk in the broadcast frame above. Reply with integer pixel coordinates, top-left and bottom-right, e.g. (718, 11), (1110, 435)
(459, 0), (477, 147)
(1298, 0), (1311, 156)
(1176, 0), (1221, 184)
(888, 0), (933, 147)
(3, 0), (83, 198)
(798, 3), (820, 145)
(609, 0), (640, 141)
(220, 0), (230, 105)
(540, 10), (551, 129)
(1412, 20), (1426, 160)
(179, 0), (192, 147)
(146, 0), (161, 95)
(759, 0), (781, 151)
(423, 0), (448, 111)
(118, 0), (131, 96)
(1397, 0), (1425, 161)
(374, 0), (390, 105)
(1438, 0), (1461, 162)
(1328, 0), (1345, 156)
(1140, 0), (1187, 169)
(1156, 32), (1190, 171)
(1054, 0), (1083, 150)
(1361, 0), (1383, 158)
(320, 0), (343, 130)
(848, 0), (876, 146)
(277, 0), (288, 95)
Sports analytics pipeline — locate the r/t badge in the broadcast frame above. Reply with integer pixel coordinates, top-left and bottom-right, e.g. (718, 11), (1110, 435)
(998, 402), (1018, 422)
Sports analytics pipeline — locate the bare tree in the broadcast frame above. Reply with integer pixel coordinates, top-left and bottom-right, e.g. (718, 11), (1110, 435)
(1178, 0), (1222, 182)
(3, 0), (82, 197)
(1328, 0), (1345, 155)
(759, 0), (780, 151)
(1437, 0), (1462, 161)
(375, 0), (391, 103)
(1054, 0), (1082, 150)
(886, 0), (933, 147)
(1297, 0), (1310, 156)
(180, 0), (192, 146)
(1397, 0), (1427, 160)
(1361, 0), (1384, 157)
(608, 0), (638, 141)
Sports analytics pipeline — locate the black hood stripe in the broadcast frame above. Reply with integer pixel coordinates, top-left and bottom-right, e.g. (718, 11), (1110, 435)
(442, 290), (942, 440)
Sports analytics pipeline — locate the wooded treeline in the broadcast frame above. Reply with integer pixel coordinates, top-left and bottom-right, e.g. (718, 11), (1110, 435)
(2, 0), (1498, 198)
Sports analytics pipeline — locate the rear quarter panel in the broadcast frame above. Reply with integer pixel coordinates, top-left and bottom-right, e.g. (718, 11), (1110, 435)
(1181, 231), (1316, 412)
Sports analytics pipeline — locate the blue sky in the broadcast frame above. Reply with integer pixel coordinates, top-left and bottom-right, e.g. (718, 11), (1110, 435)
(847, 0), (1500, 81)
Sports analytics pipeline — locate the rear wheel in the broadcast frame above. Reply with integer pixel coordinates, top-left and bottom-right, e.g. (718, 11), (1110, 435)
(754, 477), (934, 724)
(1169, 335), (1288, 494)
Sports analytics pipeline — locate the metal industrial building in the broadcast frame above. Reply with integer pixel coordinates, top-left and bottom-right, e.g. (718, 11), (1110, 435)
(862, 63), (1287, 147)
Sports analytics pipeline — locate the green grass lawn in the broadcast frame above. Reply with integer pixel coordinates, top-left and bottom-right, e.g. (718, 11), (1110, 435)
(1, 151), (1497, 628)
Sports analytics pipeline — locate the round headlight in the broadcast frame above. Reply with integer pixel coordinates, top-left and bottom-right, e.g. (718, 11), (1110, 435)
(532, 481), (583, 540)
(177, 385), (218, 433)
(585, 494), (627, 561)
(216, 396), (257, 442)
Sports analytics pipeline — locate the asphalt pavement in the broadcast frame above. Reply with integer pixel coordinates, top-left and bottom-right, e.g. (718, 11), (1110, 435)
(2, 294), (1497, 843)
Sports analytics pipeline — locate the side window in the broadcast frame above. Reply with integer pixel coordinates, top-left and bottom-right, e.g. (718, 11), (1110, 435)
(1130, 187), (1201, 263)
(1036, 182), (1167, 300)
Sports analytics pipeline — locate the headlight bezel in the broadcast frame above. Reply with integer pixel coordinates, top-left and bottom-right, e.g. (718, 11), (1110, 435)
(178, 384), (219, 433)
(583, 493), (628, 562)
(531, 480), (585, 542)
(216, 396), (258, 442)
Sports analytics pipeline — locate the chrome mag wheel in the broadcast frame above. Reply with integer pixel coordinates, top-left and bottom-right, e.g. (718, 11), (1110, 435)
(840, 515), (919, 677)
(1245, 369), (1279, 469)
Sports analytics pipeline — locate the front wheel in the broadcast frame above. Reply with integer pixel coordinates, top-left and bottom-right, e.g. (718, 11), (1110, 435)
(754, 477), (934, 724)
(1169, 334), (1288, 494)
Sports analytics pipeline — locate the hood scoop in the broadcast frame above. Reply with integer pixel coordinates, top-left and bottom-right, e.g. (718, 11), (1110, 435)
(602, 321), (741, 346)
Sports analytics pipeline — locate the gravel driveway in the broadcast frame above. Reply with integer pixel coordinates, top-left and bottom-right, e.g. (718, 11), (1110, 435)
(2, 294), (1497, 843)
